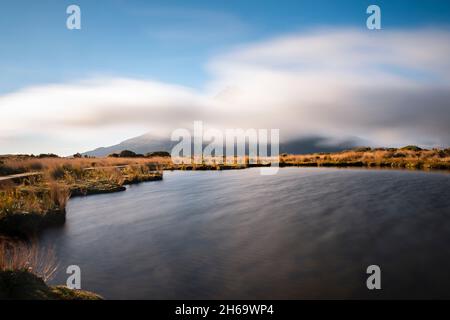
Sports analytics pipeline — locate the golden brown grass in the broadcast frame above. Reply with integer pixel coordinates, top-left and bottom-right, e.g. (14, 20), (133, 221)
(2, 146), (450, 177)
(2, 148), (449, 177)
(0, 156), (169, 176)
(0, 182), (70, 217)
(0, 157), (164, 226)
(0, 238), (58, 282)
(48, 182), (70, 210)
(280, 148), (450, 169)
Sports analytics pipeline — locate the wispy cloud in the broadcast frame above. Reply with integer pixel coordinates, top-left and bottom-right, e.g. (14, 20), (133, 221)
(1, 27), (450, 155)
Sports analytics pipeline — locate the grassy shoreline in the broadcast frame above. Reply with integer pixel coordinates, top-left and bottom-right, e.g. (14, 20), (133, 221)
(2, 146), (450, 175)
(0, 161), (163, 238)
(166, 147), (450, 170)
(279, 147), (450, 170)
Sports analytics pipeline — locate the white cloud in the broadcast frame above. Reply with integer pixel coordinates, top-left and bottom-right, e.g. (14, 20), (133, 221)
(1, 28), (450, 155)
(207, 28), (450, 145)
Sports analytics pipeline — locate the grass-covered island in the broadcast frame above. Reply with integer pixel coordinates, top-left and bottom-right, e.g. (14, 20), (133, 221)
(0, 145), (449, 299)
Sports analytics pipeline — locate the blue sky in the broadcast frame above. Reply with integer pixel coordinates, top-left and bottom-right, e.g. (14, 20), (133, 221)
(1, 1), (450, 155)
(1, 0), (450, 94)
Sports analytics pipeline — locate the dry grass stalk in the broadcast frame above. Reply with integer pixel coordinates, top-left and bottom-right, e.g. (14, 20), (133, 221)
(0, 238), (58, 282)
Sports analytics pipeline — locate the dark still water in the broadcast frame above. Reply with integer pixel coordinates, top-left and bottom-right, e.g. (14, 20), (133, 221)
(41, 168), (450, 299)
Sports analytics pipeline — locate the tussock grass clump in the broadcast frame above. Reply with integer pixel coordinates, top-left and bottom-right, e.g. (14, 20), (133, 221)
(0, 237), (102, 300)
(0, 181), (70, 236)
(0, 189), (43, 217)
(0, 238), (58, 282)
(0, 183), (69, 217)
(48, 182), (70, 210)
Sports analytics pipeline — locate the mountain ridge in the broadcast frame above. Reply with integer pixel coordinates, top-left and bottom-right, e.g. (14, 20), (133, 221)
(83, 133), (359, 157)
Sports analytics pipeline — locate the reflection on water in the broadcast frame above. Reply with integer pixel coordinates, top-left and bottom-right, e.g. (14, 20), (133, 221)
(41, 168), (450, 299)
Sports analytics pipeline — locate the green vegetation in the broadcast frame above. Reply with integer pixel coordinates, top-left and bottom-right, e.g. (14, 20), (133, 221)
(108, 150), (171, 158)
(146, 151), (171, 158)
(108, 150), (144, 158)
(400, 145), (423, 151)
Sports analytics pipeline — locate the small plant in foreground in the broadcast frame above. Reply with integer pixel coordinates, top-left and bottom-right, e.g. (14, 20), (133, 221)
(0, 238), (58, 282)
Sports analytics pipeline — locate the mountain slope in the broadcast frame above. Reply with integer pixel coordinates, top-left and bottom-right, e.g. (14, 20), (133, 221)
(83, 133), (177, 157)
(83, 133), (358, 157)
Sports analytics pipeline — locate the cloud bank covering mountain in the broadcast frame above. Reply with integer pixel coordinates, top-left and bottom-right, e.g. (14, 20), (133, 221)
(82, 133), (360, 157)
(1, 28), (450, 155)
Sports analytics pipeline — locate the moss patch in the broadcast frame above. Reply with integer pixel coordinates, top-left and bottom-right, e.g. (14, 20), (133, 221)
(50, 285), (103, 300)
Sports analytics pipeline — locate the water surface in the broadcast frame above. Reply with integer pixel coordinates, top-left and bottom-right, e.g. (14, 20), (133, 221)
(42, 168), (450, 299)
